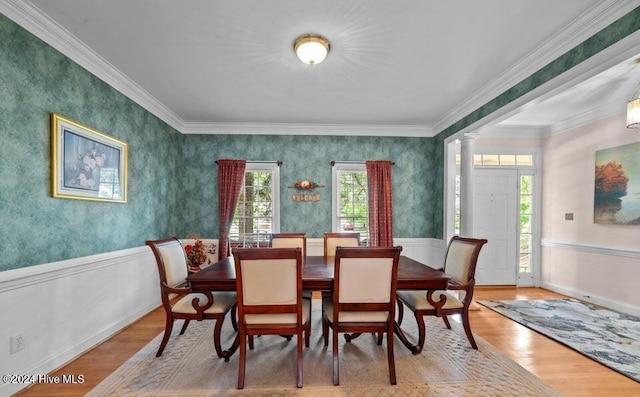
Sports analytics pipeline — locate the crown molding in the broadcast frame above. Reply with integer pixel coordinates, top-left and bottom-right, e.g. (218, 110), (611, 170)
(432, 0), (638, 134)
(477, 125), (549, 140)
(181, 122), (434, 137)
(1, 0), (434, 138)
(2, 0), (636, 138)
(547, 102), (625, 136)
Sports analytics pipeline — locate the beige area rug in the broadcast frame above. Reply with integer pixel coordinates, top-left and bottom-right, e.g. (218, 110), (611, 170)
(87, 304), (561, 396)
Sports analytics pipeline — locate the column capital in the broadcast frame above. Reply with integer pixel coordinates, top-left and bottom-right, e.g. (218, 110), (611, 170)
(461, 132), (480, 142)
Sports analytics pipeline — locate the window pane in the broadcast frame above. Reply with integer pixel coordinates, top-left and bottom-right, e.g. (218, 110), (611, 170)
(519, 234), (531, 252)
(499, 155), (516, 165)
(482, 154), (499, 165)
(337, 169), (369, 244)
(517, 155), (533, 166)
(231, 168), (276, 246)
(520, 175), (532, 194)
(473, 154), (482, 165)
(519, 253), (531, 272)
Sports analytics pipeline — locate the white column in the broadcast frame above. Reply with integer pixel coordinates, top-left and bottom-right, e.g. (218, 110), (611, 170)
(459, 133), (477, 236)
(459, 133), (481, 310)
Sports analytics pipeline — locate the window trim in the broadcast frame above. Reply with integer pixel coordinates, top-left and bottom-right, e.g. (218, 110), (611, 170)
(331, 162), (367, 233)
(231, 162), (280, 246)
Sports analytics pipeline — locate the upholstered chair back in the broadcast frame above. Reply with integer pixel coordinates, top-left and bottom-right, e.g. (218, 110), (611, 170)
(156, 240), (189, 287)
(444, 237), (484, 285)
(239, 257), (298, 307)
(338, 257), (394, 304)
(271, 233), (307, 258)
(324, 232), (360, 257)
(443, 240), (476, 285)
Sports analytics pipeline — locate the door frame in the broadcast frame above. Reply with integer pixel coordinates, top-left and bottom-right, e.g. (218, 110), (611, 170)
(444, 140), (542, 287)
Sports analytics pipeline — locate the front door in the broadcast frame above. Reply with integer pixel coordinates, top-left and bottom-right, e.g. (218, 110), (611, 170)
(473, 169), (518, 285)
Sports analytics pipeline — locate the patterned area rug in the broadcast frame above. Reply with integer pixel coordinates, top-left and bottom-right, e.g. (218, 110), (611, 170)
(87, 304), (560, 396)
(479, 299), (640, 383)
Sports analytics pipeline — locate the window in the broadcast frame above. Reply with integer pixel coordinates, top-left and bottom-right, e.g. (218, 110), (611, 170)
(332, 163), (369, 244)
(230, 163), (280, 247)
(519, 175), (533, 273)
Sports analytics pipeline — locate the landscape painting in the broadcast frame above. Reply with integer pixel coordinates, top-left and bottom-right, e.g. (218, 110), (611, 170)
(594, 141), (640, 225)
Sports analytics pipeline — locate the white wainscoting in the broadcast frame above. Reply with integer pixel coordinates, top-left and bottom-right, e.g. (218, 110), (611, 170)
(0, 237), (441, 396)
(540, 238), (640, 318)
(0, 245), (160, 397)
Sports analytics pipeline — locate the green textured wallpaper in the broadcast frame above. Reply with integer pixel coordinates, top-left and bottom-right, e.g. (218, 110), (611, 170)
(178, 134), (439, 239)
(2, 5), (638, 271)
(0, 14), (182, 271)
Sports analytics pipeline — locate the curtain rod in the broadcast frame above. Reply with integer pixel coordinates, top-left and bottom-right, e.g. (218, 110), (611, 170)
(215, 160), (282, 166)
(330, 160), (395, 166)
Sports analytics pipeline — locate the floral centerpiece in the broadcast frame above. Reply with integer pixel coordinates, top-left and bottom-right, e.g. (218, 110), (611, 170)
(184, 233), (216, 272)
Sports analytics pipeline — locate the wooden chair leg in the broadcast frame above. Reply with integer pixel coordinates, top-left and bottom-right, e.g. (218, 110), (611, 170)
(179, 319), (190, 335)
(305, 320), (311, 348)
(322, 318), (329, 347)
(387, 324), (397, 385)
(461, 310), (478, 349)
(237, 332), (246, 389)
(156, 315), (174, 357)
(297, 331), (304, 388)
(332, 326), (340, 385)
(377, 331), (384, 345)
(248, 335), (254, 350)
(442, 315), (452, 329)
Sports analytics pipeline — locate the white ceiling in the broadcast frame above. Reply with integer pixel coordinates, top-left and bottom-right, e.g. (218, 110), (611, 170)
(4, 0), (640, 137)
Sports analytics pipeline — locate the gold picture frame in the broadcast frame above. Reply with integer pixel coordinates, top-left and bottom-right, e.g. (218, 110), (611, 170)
(51, 113), (128, 203)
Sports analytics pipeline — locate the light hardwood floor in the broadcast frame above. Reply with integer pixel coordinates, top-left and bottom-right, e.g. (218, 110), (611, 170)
(15, 287), (640, 396)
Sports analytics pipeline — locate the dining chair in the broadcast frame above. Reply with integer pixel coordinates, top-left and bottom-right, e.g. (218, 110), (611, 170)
(270, 233), (307, 257)
(396, 236), (487, 352)
(322, 246), (402, 385)
(323, 232), (361, 257)
(233, 247), (311, 389)
(146, 237), (237, 358)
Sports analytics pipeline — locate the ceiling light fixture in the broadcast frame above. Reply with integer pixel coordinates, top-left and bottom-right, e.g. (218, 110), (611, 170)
(627, 57), (640, 129)
(294, 34), (330, 65)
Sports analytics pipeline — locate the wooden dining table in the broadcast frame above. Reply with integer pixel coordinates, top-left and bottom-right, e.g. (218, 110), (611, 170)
(186, 254), (450, 358)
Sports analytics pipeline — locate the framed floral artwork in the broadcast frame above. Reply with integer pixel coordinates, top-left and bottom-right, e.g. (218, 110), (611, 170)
(51, 113), (128, 203)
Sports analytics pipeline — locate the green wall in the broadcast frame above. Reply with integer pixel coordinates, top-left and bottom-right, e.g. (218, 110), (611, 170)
(0, 14), (441, 272)
(0, 14), (183, 271)
(179, 134), (440, 239)
(2, 6), (639, 272)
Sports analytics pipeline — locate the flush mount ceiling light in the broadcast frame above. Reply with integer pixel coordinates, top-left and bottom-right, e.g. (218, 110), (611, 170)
(627, 57), (640, 129)
(294, 34), (330, 65)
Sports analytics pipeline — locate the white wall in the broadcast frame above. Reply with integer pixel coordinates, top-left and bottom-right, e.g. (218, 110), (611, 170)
(540, 113), (640, 316)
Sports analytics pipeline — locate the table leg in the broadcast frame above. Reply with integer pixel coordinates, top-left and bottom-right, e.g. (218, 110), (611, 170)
(393, 322), (421, 354)
(222, 333), (240, 362)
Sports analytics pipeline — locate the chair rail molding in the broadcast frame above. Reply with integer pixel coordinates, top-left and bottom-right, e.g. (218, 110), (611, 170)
(541, 238), (640, 259)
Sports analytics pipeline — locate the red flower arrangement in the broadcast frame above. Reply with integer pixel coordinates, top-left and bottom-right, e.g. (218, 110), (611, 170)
(185, 239), (207, 267)
(184, 234), (216, 271)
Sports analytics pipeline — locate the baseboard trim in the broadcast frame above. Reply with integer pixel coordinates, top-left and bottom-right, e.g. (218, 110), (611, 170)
(540, 281), (640, 318)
